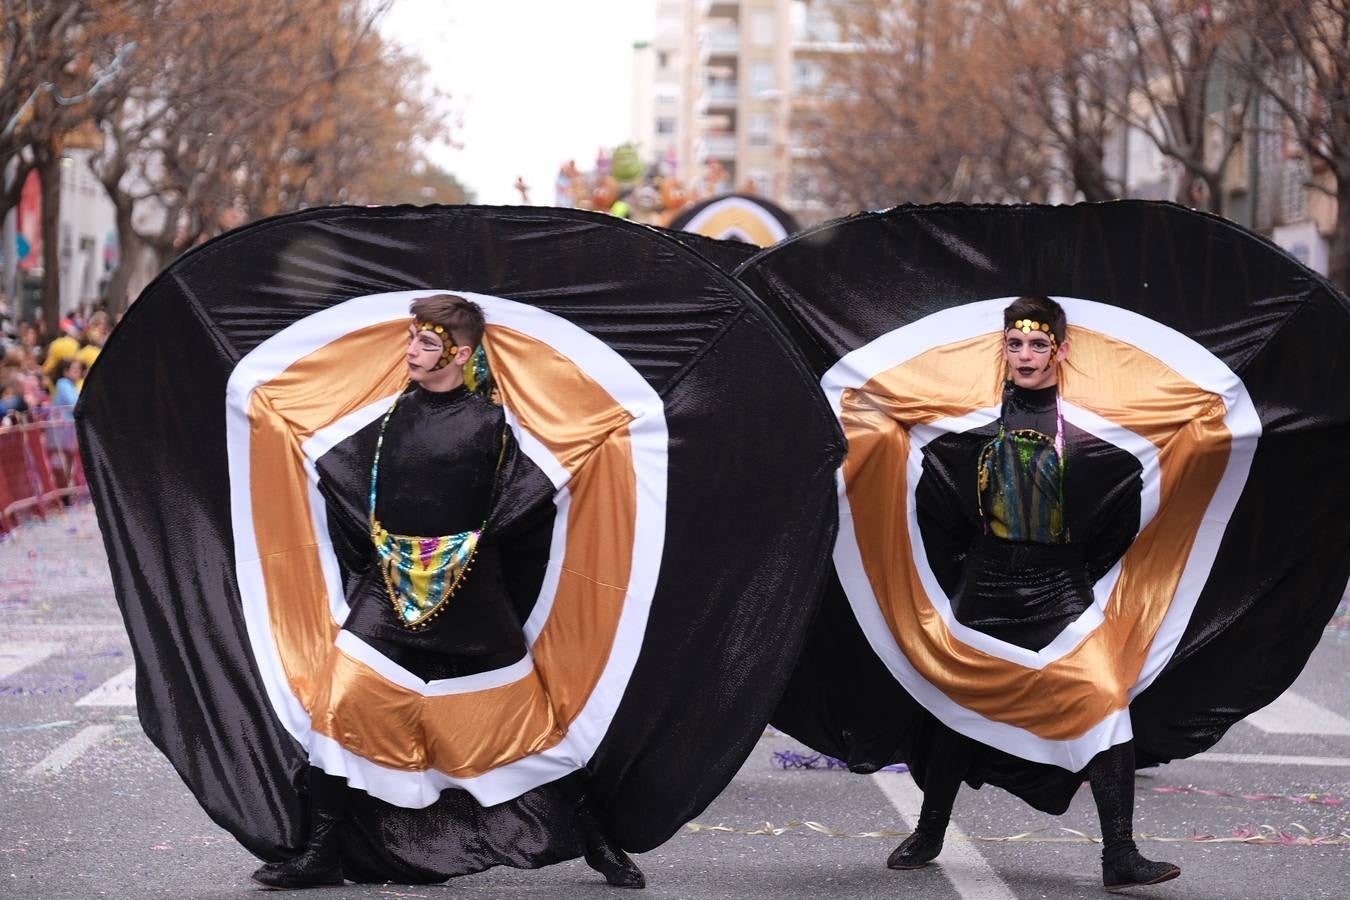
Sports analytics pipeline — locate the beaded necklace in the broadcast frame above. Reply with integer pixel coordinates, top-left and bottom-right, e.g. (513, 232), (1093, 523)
(369, 385), (486, 629)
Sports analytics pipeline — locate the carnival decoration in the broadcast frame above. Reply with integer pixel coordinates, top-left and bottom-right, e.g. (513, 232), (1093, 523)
(77, 204), (844, 879)
(670, 192), (801, 247)
(737, 201), (1350, 812)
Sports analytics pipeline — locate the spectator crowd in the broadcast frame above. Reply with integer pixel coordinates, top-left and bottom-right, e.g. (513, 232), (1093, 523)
(0, 290), (112, 427)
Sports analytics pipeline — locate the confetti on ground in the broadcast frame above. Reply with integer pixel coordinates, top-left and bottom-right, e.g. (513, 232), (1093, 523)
(1152, 786), (1344, 806)
(684, 820), (1350, 845)
(771, 750), (908, 774)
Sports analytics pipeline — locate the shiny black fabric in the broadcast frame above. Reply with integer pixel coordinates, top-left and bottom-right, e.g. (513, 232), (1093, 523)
(357, 383), (525, 680)
(739, 201), (1350, 812)
(77, 204), (845, 877)
(359, 383), (521, 680)
(1001, 383), (1059, 437)
(373, 384), (500, 536)
(954, 538), (1089, 652)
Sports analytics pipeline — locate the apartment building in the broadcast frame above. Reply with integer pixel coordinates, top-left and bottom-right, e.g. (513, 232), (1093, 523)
(632, 0), (856, 225)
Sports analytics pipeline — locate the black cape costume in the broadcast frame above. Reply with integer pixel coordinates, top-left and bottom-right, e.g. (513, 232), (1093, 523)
(735, 200), (1350, 812)
(76, 204), (844, 881)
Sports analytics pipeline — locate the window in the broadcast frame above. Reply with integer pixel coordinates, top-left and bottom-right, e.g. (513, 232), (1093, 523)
(656, 117), (676, 135)
(750, 61), (774, 95)
(748, 113), (773, 147)
(751, 10), (774, 45)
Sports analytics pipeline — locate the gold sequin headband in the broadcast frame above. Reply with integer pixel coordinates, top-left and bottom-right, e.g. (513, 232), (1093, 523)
(414, 320), (461, 371)
(1011, 318), (1058, 348)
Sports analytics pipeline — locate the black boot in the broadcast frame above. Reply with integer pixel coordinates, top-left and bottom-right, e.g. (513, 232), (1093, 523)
(1088, 743), (1180, 892)
(252, 770), (346, 890)
(886, 826), (945, 869)
(888, 724), (972, 870)
(582, 831), (646, 889)
(567, 778), (645, 888)
(1101, 846), (1180, 892)
(887, 799), (949, 870)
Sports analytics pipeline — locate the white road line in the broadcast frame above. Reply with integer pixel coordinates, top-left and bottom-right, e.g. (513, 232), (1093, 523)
(1246, 691), (1350, 736)
(0, 642), (62, 679)
(25, 724), (115, 777)
(871, 771), (1017, 900)
(75, 666), (136, 707)
(1192, 752), (1350, 767)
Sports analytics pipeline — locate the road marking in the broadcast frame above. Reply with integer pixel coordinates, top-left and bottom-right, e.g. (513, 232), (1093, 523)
(871, 771), (1017, 900)
(1192, 752), (1350, 767)
(0, 642), (62, 679)
(75, 666), (136, 707)
(25, 724), (115, 777)
(1246, 691), (1350, 736)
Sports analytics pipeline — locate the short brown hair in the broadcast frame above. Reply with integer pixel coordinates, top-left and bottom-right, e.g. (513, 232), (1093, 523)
(1003, 295), (1066, 345)
(409, 294), (485, 348)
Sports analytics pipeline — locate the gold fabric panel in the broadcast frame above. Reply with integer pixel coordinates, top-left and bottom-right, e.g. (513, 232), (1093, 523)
(844, 327), (1231, 741)
(309, 649), (561, 775)
(485, 324), (635, 472)
(246, 316), (638, 774)
(530, 425), (637, 725)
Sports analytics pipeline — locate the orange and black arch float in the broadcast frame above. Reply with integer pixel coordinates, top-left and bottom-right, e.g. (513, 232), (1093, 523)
(736, 201), (1350, 812)
(77, 205), (844, 880)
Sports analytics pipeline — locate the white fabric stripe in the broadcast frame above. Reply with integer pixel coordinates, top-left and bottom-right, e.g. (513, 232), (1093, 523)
(823, 296), (1260, 771)
(226, 290), (668, 809)
(74, 666), (136, 707)
(871, 771), (1018, 900)
(0, 642), (61, 679)
(1192, 752), (1350, 767)
(303, 456), (350, 626)
(333, 631), (534, 696)
(682, 196), (789, 242)
(1246, 692), (1350, 736)
(505, 406), (569, 490)
(302, 393), (399, 462)
(26, 725), (116, 777)
(521, 488), (571, 644)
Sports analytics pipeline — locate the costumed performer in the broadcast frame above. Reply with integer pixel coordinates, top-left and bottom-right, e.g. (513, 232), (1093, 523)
(885, 296), (1180, 893)
(252, 294), (644, 891)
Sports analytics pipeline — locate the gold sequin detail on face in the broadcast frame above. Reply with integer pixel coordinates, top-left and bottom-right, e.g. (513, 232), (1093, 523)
(414, 320), (460, 370)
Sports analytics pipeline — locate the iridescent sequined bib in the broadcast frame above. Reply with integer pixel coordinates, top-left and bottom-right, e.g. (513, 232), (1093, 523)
(369, 388), (484, 629)
(976, 390), (1067, 544)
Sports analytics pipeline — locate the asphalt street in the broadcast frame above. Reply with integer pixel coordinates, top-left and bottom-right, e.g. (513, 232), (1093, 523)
(2, 505), (1347, 899)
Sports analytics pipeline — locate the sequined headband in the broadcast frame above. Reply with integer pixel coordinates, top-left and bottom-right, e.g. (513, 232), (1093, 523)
(414, 320), (461, 371)
(1011, 318), (1059, 347)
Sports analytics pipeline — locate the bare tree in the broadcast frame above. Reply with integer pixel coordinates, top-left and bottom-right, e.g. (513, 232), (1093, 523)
(1, 1), (127, 326)
(89, 0), (450, 307)
(1238, 0), (1350, 291)
(981, 0), (1123, 202)
(1097, 0), (1253, 212)
(798, 0), (1049, 214)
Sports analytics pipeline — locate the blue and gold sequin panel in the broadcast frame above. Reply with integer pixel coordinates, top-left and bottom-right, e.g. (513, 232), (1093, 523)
(977, 428), (1066, 543)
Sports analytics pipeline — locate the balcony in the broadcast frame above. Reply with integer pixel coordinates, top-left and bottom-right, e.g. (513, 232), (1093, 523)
(699, 80), (739, 111)
(700, 0), (741, 17)
(697, 135), (738, 161)
(700, 27), (740, 58)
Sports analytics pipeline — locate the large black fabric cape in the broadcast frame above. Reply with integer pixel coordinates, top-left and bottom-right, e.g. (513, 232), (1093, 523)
(736, 201), (1350, 813)
(77, 204), (843, 880)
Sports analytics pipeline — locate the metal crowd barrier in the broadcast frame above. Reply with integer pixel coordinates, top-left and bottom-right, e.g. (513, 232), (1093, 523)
(0, 405), (88, 536)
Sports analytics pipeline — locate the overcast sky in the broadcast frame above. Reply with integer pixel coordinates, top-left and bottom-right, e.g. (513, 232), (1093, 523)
(381, 0), (657, 206)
